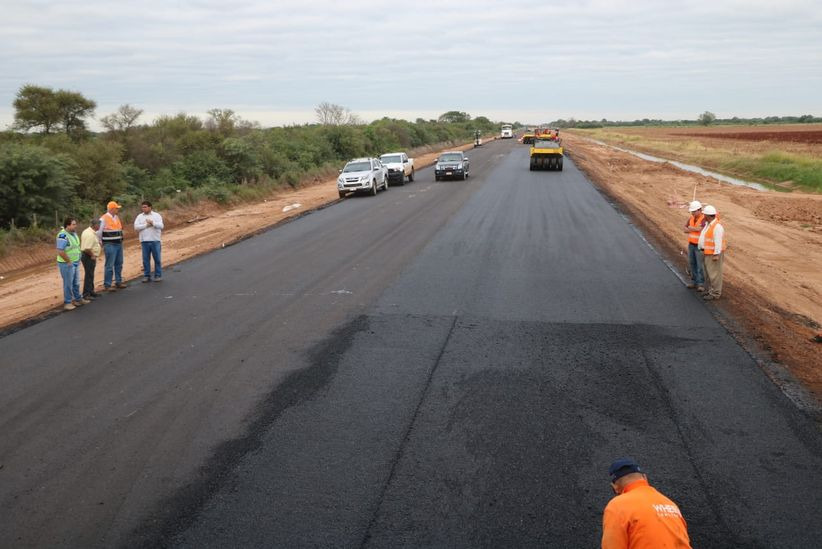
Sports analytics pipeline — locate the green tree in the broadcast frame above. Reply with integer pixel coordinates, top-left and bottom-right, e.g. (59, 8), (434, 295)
(221, 137), (262, 183)
(70, 140), (125, 203)
(698, 111), (716, 126)
(56, 90), (96, 137)
(438, 111), (471, 123)
(12, 85), (96, 137)
(0, 144), (77, 228)
(13, 85), (62, 134)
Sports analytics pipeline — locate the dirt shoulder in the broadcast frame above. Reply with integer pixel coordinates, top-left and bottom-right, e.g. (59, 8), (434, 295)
(0, 143), (478, 333)
(563, 132), (822, 400)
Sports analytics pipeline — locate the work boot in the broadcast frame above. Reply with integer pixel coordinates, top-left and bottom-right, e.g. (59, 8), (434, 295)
(115, 282), (128, 289)
(63, 303), (76, 311)
(686, 283), (696, 289)
(105, 286), (117, 292)
(696, 286), (706, 293)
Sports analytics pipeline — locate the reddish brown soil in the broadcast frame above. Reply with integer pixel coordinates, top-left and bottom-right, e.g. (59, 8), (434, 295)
(676, 131), (822, 144)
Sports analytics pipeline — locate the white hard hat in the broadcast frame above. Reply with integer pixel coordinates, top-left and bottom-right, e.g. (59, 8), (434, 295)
(688, 200), (702, 212)
(703, 205), (717, 216)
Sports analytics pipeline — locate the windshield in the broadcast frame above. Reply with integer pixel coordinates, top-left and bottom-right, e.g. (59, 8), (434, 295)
(534, 139), (559, 148)
(380, 155), (402, 164)
(439, 153), (463, 162)
(343, 161), (371, 173)
(501, 125), (512, 130)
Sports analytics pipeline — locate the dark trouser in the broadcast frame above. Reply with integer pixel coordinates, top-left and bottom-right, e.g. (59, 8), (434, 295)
(81, 253), (96, 297)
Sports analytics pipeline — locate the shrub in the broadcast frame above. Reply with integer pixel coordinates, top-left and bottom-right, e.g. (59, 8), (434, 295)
(0, 143), (77, 228)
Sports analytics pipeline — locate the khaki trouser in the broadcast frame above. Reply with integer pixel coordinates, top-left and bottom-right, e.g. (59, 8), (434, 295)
(703, 253), (724, 297)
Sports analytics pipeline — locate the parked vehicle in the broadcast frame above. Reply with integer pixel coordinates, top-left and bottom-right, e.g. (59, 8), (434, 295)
(500, 124), (513, 139)
(379, 152), (415, 185)
(337, 157), (389, 197)
(434, 151), (470, 181)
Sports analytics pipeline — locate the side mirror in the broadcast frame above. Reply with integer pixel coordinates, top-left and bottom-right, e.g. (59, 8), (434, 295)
(403, 158), (408, 163)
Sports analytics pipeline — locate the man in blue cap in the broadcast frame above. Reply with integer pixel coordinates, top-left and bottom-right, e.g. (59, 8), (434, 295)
(601, 458), (691, 548)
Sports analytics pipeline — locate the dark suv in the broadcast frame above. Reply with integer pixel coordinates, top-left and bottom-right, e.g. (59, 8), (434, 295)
(434, 151), (470, 181)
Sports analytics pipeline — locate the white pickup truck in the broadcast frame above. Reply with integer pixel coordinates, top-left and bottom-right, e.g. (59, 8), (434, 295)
(379, 152), (415, 185)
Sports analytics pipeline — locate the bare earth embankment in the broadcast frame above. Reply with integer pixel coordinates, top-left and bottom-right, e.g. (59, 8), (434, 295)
(563, 131), (822, 400)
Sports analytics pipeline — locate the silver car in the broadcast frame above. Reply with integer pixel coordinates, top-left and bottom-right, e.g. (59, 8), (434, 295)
(337, 157), (389, 198)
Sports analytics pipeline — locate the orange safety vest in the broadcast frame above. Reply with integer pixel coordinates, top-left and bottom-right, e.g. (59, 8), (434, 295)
(686, 214), (705, 245)
(703, 220), (725, 255)
(100, 212), (123, 242)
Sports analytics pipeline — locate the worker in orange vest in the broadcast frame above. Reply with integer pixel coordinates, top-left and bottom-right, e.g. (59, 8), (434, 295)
(683, 201), (706, 291)
(602, 458), (692, 549)
(698, 205), (725, 301)
(97, 200), (127, 291)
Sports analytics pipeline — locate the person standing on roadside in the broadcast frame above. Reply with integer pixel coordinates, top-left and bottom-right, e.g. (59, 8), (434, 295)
(80, 218), (102, 300)
(134, 200), (164, 282)
(98, 201), (127, 291)
(698, 205), (726, 301)
(683, 201), (706, 292)
(602, 458), (692, 549)
(56, 217), (89, 311)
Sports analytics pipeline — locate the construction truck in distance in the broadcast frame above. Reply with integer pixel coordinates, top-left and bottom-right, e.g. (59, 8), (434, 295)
(500, 124), (513, 139)
(529, 132), (564, 171)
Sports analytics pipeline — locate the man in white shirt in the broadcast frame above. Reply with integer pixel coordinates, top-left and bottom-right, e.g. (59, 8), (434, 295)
(697, 205), (725, 300)
(134, 200), (165, 282)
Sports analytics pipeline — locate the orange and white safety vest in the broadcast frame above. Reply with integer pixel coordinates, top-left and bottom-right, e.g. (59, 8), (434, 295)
(702, 220), (725, 255)
(100, 212), (123, 243)
(686, 214), (705, 245)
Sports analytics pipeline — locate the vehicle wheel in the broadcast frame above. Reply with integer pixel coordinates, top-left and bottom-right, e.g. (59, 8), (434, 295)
(383, 179), (389, 191)
(408, 169), (414, 182)
(371, 180), (378, 196)
(558, 158), (564, 171)
(338, 191), (346, 199)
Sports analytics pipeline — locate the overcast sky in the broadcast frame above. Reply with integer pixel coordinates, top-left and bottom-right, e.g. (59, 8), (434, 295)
(1, 0), (821, 128)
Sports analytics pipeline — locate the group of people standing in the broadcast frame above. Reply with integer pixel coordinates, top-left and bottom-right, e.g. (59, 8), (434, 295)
(56, 200), (165, 310)
(683, 200), (726, 301)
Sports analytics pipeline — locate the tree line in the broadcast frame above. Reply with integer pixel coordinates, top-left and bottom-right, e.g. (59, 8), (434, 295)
(0, 85), (500, 237)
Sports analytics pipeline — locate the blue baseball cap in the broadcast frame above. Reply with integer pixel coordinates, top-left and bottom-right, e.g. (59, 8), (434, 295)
(609, 458), (642, 482)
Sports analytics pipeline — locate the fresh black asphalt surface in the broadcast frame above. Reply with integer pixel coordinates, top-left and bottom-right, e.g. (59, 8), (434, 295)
(1, 138), (821, 548)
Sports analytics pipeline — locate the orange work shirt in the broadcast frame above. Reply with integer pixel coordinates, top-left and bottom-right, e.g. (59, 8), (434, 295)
(601, 479), (691, 549)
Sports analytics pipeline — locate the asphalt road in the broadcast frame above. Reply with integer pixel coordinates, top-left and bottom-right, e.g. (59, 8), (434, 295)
(1, 138), (821, 548)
